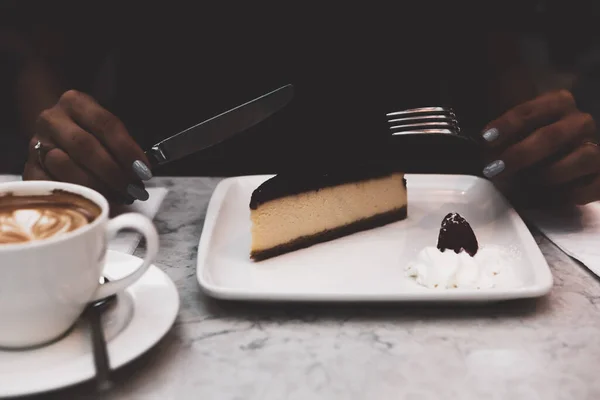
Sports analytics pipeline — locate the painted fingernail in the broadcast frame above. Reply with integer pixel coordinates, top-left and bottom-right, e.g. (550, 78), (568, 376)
(127, 183), (149, 201)
(483, 160), (505, 178)
(132, 160), (153, 181)
(482, 127), (500, 142)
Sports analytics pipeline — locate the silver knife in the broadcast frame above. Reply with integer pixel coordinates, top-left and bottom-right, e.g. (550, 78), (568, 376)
(145, 84), (294, 167)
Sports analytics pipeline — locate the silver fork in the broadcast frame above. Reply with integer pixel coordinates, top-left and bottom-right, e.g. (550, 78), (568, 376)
(386, 106), (462, 137)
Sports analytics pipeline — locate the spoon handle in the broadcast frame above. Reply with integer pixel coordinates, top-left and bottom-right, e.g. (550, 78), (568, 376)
(88, 307), (113, 391)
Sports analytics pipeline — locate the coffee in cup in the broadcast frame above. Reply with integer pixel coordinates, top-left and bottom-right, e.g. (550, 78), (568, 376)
(0, 190), (102, 245)
(0, 180), (159, 349)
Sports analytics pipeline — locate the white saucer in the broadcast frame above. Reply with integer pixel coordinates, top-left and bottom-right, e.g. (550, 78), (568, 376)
(0, 251), (180, 398)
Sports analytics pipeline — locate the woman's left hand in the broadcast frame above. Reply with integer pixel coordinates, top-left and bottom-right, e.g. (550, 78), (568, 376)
(481, 89), (600, 205)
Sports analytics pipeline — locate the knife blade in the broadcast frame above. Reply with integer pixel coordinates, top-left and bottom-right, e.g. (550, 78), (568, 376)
(145, 84), (294, 167)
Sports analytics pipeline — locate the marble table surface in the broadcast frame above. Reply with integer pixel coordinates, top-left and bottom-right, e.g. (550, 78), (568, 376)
(20, 177), (600, 400)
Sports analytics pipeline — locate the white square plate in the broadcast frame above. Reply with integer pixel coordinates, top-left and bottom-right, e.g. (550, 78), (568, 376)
(196, 174), (553, 302)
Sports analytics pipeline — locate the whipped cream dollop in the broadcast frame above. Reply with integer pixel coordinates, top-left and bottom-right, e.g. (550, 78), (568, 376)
(405, 246), (515, 289)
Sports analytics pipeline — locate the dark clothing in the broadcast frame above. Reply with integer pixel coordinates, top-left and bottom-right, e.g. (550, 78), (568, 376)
(3, 1), (600, 175)
(107, 3), (495, 175)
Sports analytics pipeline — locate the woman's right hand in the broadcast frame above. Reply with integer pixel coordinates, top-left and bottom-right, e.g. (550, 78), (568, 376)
(23, 90), (153, 203)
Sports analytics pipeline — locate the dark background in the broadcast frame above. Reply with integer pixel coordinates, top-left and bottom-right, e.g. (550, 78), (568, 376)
(1, 1), (600, 177)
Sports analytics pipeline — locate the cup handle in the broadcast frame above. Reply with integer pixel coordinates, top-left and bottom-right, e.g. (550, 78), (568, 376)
(90, 213), (159, 302)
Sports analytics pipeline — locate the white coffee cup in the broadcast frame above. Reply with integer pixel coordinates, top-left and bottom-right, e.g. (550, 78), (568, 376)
(0, 180), (159, 349)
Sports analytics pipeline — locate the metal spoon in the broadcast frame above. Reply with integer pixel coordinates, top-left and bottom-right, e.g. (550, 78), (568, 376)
(85, 277), (117, 391)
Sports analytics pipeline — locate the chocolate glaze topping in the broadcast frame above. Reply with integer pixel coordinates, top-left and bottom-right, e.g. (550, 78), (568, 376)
(436, 212), (479, 257)
(250, 162), (406, 210)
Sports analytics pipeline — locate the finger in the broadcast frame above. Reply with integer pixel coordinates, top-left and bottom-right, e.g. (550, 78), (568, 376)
(481, 90), (577, 148)
(569, 173), (600, 205)
(26, 136), (55, 173)
(22, 161), (52, 181)
(26, 136), (134, 204)
(43, 147), (134, 204)
(540, 142), (600, 186)
(37, 107), (149, 200)
(58, 90), (153, 181)
(482, 112), (596, 179)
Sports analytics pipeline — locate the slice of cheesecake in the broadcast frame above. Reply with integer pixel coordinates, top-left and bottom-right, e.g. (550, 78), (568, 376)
(249, 163), (408, 261)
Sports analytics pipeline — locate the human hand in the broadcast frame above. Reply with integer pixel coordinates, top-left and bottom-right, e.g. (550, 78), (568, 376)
(481, 90), (600, 205)
(23, 90), (153, 203)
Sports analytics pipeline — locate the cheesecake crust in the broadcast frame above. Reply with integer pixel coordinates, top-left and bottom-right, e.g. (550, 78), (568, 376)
(250, 206), (407, 261)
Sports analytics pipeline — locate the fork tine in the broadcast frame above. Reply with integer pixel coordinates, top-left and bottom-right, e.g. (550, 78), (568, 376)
(386, 107), (454, 117)
(391, 129), (457, 136)
(389, 122), (457, 131)
(387, 114), (456, 124)
(385, 105), (467, 142)
(386, 105), (463, 137)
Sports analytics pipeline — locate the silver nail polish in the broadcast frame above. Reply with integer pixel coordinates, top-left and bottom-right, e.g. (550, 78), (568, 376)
(132, 160), (153, 181)
(483, 160), (505, 178)
(482, 127), (499, 142)
(127, 184), (149, 201)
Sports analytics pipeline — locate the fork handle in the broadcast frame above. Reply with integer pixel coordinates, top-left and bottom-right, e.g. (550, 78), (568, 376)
(383, 132), (484, 176)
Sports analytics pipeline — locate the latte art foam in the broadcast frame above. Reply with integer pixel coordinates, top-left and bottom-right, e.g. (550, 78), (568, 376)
(0, 190), (102, 245)
(0, 209), (90, 243)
